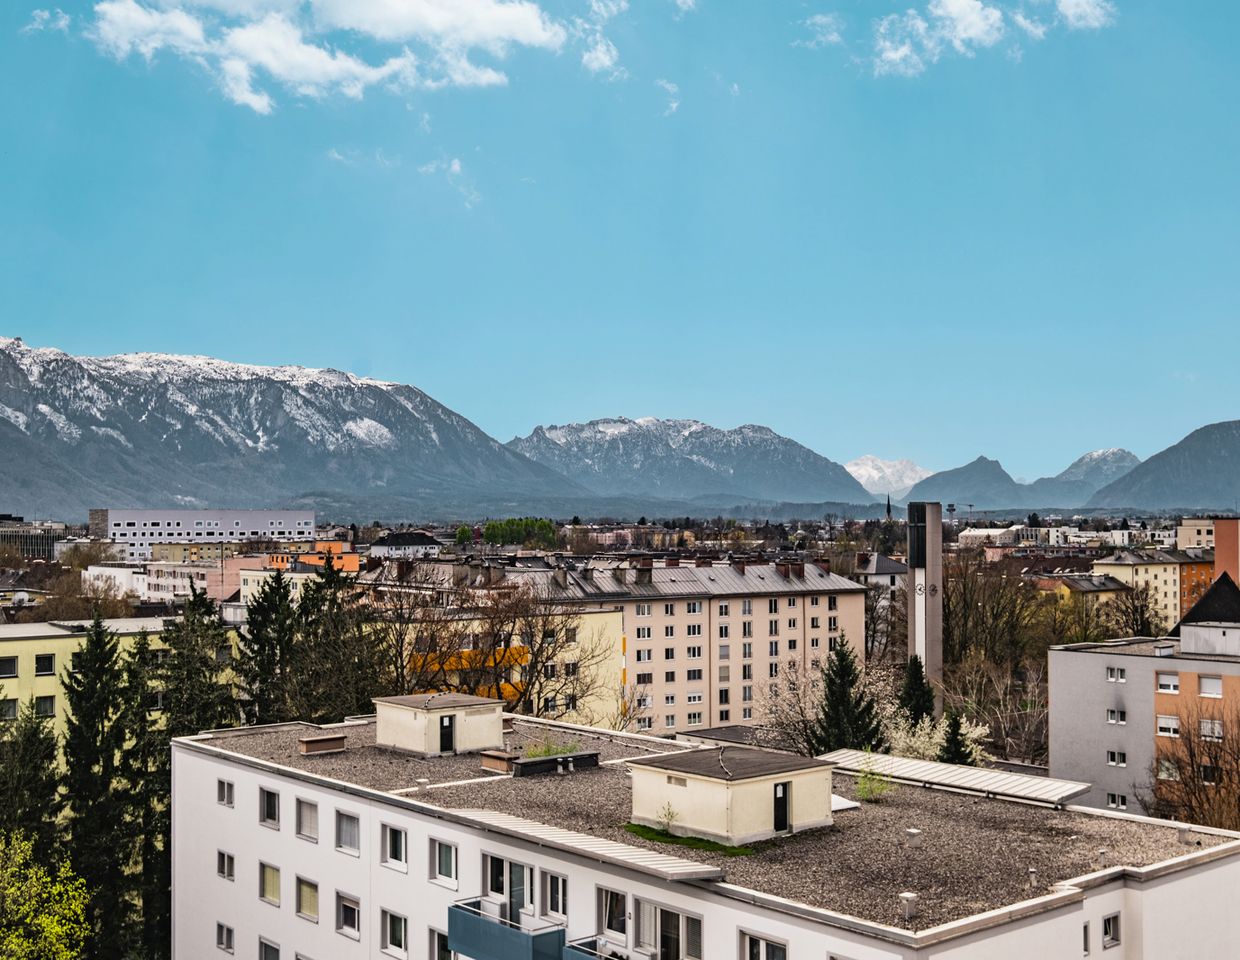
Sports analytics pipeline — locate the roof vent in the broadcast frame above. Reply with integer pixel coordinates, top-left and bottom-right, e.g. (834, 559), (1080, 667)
(899, 892), (919, 921)
(1096, 848), (1108, 868)
(904, 828), (923, 849)
(1027, 866), (1038, 890)
(1154, 642), (1174, 657)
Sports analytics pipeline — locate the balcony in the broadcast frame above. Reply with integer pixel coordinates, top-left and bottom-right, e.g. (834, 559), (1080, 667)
(563, 938), (653, 960)
(448, 898), (565, 960)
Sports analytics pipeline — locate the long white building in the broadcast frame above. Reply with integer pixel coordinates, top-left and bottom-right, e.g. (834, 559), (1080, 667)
(172, 696), (1240, 960)
(88, 508), (314, 560)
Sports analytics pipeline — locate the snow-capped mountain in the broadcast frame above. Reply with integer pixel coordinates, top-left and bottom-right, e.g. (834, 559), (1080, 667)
(507, 417), (873, 504)
(1055, 448), (1141, 486)
(0, 337), (581, 518)
(844, 455), (932, 499)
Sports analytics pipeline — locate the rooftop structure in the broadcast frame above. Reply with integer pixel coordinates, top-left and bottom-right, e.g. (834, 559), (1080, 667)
(174, 711), (1240, 958)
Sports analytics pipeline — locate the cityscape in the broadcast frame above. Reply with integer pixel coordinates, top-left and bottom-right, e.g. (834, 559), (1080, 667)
(4, 1), (1240, 959)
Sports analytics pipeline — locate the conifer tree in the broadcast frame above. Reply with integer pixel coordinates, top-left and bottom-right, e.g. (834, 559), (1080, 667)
(121, 631), (169, 960)
(898, 654), (937, 725)
(62, 614), (132, 958)
(160, 587), (237, 738)
(938, 711), (975, 765)
(813, 637), (887, 754)
(236, 569), (297, 725)
(0, 698), (61, 860)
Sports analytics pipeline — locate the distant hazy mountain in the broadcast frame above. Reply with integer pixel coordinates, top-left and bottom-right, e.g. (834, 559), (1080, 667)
(905, 448), (1143, 510)
(508, 417), (874, 504)
(1088, 422), (1240, 510)
(0, 337), (582, 519)
(845, 455), (932, 499)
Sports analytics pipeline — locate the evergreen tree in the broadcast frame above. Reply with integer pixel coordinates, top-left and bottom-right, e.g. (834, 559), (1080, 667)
(813, 638), (887, 754)
(0, 831), (91, 960)
(120, 631), (169, 960)
(61, 615), (132, 958)
(898, 654), (937, 726)
(938, 711), (974, 765)
(0, 699), (61, 860)
(160, 587), (237, 738)
(454, 524), (473, 546)
(236, 569), (297, 725)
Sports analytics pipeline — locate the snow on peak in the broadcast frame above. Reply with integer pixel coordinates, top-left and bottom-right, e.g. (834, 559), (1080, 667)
(845, 455), (932, 496)
(344, 417), (396, 449)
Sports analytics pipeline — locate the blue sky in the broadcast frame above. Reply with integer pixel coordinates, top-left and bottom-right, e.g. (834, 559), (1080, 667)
(3, 0), (1237, 480)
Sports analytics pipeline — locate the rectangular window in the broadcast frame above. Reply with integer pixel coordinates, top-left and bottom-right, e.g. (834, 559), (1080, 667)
(687, 668), (703, 681)
(742, 621), (753, 639)
(687, 645), (702, 659)
(636, 672), (653, 685)
(217, 779), (234, 807)
(665, 671), (676, 683)
(296, 877), (319, 921)
(686, 624), (702, 637)
(719, 666), (730, 682)
(769, 640), (779, 656)
(335, 811), (360, 854)
(636, 649), (652, 662)
(664, 603), (675, 616)
(768, 620), (779, 636)
(1106, 750), (1127, 767)
(290, 797), (317, 838)
(718, 624), (729, 639)
(742, 664), (753, 681)
(719, 688), (730, 704)
(600, 888), (626, 937)
(336, 893), (361, 937)
(1083, 921), (1090, 956)
(0, 699), (16, 721)
(430, 929), (452, 960)
(382, 824), (407, 868)
(768, 663), (778, 678)
(828, 595), (838, 611)
(1106, 666), (1126, 683)
(1200, 718), (1224, 741)
(1157, 672), (1180, 693)
(664, 647), (675, 660)
(34, 696), (54, 718)
(686, 601), (702, 614)
(1157, 758), (1180, 781)
(1200, 676), (1223, 698)
(217, 851), (234, 880)
(431, 839), (456, 882)
(259, 862), (280, 905)
(664, 715), (676, 728)
(636, 627), (652, 640)
(664, 695), (676, 706)
(768, 598), (779, 614)
(828, 616), (838, 631)
(718, 644), (730, 660)
(0, 657), (17, 678)
(787, 618), (797, 629)
(34, 653), (54, 676)
(1106, 709), (1127, 724)
(1102, 913), (1120, 948)
(687, 711), (702, 725)
(742, 933), (787, 960)
(382, 910), (408, 955)
(662, 624), (674, 639)
(742, 707), (753, 719)
(718, 602), (730, 616)
(1201, 763), (1220, 784)
(216, 923), (234, 953)
(810, 617), (820, 629)
(788, 597), (797, 609)
(1106, 793), (1128, 810)
(637, 717), (652, 730)
(687, 693), (703, 704)
(543, 872), (568, 917)
(259, 788), (279, 827)
(636, 603), (651, 616)
(1157, 715), (1180, 737)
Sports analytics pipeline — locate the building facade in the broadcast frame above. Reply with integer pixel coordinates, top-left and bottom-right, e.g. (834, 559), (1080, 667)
(88, 509), (315, 560)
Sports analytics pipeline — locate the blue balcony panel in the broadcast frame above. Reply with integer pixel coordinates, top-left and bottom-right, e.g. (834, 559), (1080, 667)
(448, 899), (566, 960)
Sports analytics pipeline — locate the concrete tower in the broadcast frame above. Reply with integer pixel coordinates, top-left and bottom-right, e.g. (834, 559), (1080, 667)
(906, 502), (943, 707)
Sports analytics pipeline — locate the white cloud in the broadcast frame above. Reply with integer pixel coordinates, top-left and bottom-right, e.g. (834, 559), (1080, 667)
(672, 0), (695, 11)
(219, 57), (273, 112)
(928, 0), (1003, 54)
(576, 0), (628, 79)
(1057, 0), (1116, 30)
(22, 8), (71, 33)
(873, 11), (937, 77)
(418, 111), (432, 133)
(581, 34), (619, 74)
(326, 146), (354, 164)
(418, 156), (479, 207)
(799, 12), (845, 48)
(656, 78), (679, 115)
(729, 81), (739, 96)
(93, 0), (209, 60)
(1012, 11), (1048, 40)
(310, 0), (566, 52)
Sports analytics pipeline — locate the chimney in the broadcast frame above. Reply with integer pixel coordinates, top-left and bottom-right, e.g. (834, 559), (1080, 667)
(731, 560), (746, 575)
(614, 567), (628, 584)
(580, 565), (594, 583)
(552, 567), (568, 589)
(486, 565), (506, 586)
(792, 561), (805, 578)
(776, 562), (791, 579)
(635, 566), (653, 585)
(695, 558), (712, 568)
(453, 564), (469, 586)
(665, 557), (680, 568)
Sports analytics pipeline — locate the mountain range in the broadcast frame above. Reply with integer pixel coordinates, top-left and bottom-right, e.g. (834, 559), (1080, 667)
(1, 337), (1235, 519)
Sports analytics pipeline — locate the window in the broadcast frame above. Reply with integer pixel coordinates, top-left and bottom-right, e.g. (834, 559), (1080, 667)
(1200, 676), (1223, 698)
(296, 799), (318, 841)
(1106, 793), (1127, 810)
(216, 923), (234, 953)
(742, 641), (752, 658)
(664, 603), (675, 616)
(0, 699), (16, 721)
(787, 618), (797, 629)
(259, 863), (280, 905)
(828, 616), (838, 631)
(664, 647), (675, 660)
(1106, 709), (1127, 724)
(217, 779), (234, 807)
(687, 693), (703, 704)
(336, 893), (361, 938)
(543, 872), (568, 918)
(430, 930), (452, 960)
(1157, 715), (1180, 737)
(636, 649), (652, 662)
(636, 672), (653, 685)
(1106, 750), (1127, 767)
(718, 602), (729, 616)
(768, 598), (779, 614)
(742, 684), (753, 701)
(296, 877), (319, 921)
(664, 625), (675, 638)
(665, 715), (676, 727)
(718, 624), (729, 639)
(742, 599), (753, 615)
(719, 709), (730, 722)
(0, 656), (16, 678)
(742, 707), (753, 719)
(788, 597), (797, 608)
(1157, 758), (1180, 781)
(687, 668), (703, 681)
(1106, 666), (1126, 683)
(686, 601), (701, 614)
(1083, 921), (1090, 956)
(637, 717), (652, 730)
(485, 855), (533, 910)
(379, 824), (407, 869)
(1157, 672), (1180, 693)
(636, 603), (651, 616)
(687, 645), (702, 659)
(259, 788), (279, 827)
(768, 620), (779, 636)
(636, 627), (652, 640)
(719, 644), (730, 660)
(828, 595), (838, 611)
(665, 671), (676, 683)
(381, 910), (408, 955)
(335, 811), (360, 854)
(1102, 913), (1120, 948)
(34, 653), (54, 676)
(742, 621), (753, 638)
(719, 688), (730, 704)
(810, 617), (820, 629)
(217, 851), (234, 880)
(34, 696), (54, 718)
(688, 712), (702, 725)
(431, 839), (456, 883)
(664, 695), (676, 706)
(686, 624), (702, 638)
(742, 933), (787, 960)
(768, 663), (778, 678)
(768, 640), (779, 656)
(600, 888), (626, 937)
(1201, 764), (1220, 784)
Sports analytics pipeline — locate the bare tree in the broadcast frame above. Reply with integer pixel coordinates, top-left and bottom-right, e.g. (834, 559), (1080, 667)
(1136, 698), (1240, 831)
(942, 653), (1049, 764)
(1103, 582), (1167, 638)
(580, 680), (652, 733)
(758, 657), (825, 756)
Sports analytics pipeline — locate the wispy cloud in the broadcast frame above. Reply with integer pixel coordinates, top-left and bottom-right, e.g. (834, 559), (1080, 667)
(1056, 0), (1116, 30)
(577, 0), (629, 79)
(656, 78), (680, 115)
(21, 8), (70, 33)
(418, 156), (480, 207)
(1012, 11), (1048, 40)
(797, 12), (845, 49)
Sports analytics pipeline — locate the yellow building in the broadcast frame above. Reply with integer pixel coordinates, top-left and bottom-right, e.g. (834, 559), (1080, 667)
(150, 540), (316, 563)
(1092, 550), (1182, 631)
(0, 616), (173, 737)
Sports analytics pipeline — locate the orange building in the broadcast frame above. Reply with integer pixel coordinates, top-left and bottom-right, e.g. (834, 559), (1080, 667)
(1178, 551), (1215, 618)
(265, 540), (360, 573)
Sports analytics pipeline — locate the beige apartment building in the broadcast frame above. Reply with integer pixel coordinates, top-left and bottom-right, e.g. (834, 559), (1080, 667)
(1176, 518), (1217, 550)
(1092, 549), (1183, 630)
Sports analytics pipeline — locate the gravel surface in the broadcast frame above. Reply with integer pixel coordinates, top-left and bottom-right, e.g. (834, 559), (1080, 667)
(426, 765), (1228, 930)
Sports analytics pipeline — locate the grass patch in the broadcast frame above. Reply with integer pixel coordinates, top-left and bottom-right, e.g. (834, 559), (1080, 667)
(523, 739), (581, 759)
(623, 823), (754, 856)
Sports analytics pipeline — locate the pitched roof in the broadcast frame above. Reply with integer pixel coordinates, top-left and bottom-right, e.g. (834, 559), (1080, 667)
(627, 746), (833, 781)
(1170, 572), (1240, 637)
(855, 553), (908, 576)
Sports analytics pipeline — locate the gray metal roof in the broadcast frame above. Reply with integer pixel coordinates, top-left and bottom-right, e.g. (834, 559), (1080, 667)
(628, 746), (833, 781)
(820, 749), (1090, 806)
(457, 809), (723, 881)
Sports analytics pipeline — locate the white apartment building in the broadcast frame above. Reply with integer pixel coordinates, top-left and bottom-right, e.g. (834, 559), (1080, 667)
(1176, 519), (1217, 550)
(173, 698), (1240, 960)
(88, 508), (315, 560)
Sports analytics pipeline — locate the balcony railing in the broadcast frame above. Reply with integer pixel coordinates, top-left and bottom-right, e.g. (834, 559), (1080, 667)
(562, 938), (653, 960)
(448, 898), (566, 960)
